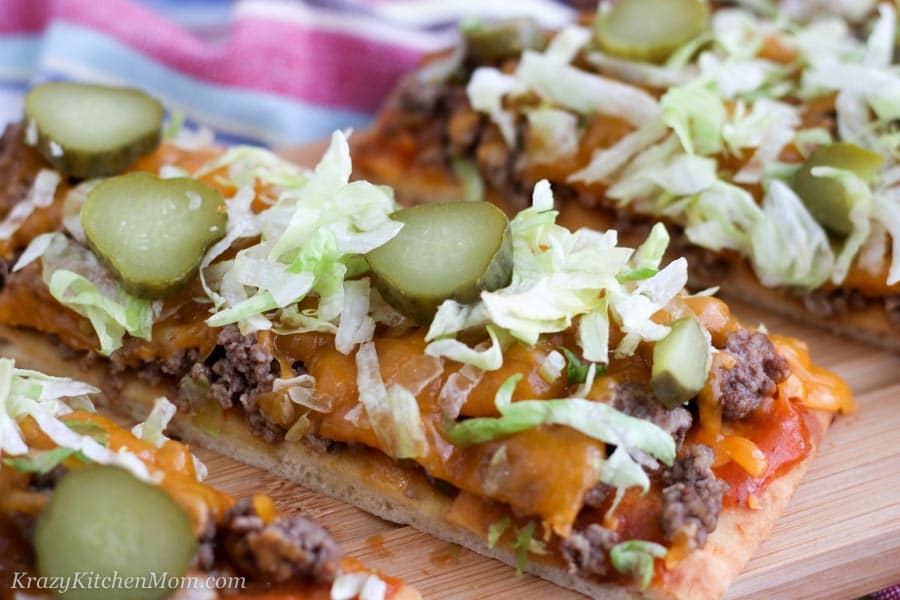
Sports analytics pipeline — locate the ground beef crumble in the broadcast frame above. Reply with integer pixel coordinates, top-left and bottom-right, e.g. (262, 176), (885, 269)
(219, 498), (342, 583)
(715, 329), (790, 421)
(611, 383), (693, 444)
(182, 325), (291, 442)
(560, 524), (619, 577)
(659, 445), (728, 551)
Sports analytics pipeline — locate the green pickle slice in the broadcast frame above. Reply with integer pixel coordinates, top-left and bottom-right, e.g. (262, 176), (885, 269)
(82, 172), (227, 298)
(463, 18), (544, 61)
(367, 201), (513, 325)
(651, 316), (709, 408)
(594, 0), (710, 63)
(34, 466), (196, 600)
(791, 142), (884, 236)
(25, 82), (164, 179)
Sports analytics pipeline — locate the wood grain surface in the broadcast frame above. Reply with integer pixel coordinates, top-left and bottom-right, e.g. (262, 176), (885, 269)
(186, 298), (900, 600)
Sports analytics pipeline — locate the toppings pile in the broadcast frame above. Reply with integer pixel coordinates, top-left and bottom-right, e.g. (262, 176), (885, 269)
(0, 359), (397, 599)
(376, 0), (899, 295)
(0, 62), (851, 594)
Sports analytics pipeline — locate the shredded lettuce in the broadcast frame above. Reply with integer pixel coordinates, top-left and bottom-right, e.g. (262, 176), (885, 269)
(684, 181), (763, 254)
(466, 67), (524, 146)
(355, 342), (428, 459)
(425, 325), (505, 371)
(131, 397), (176, 449)
(557, 347), (590, 385)
(0, 358), (155, 482)
(542, 25), (591, 63)
(516, 50), (661, 126)
(334, 278), (375, 355)
(750, 181), (834, 289)
(385, 384), (428, 459)
(205, 132), (402, 335)
(600, 446), (653, 491)
(585, 51), (698, 89)
(733, 100), (800, 183)
(0, 169), (61, 240)
(568, 120), (669, 185)
(661, 84), (726, 156)
(425, 300), (490, 342)
(609, 540), (668, 590)
(577, 302), (610, 364)
(538, 350), (565, 383)
(3, 446), (88, 474)
(14, 233), (157, 356)
(509, 521), (547, 575)
(446, 396), (675, 491)
(487, 516), (511, 548)
(872, 182), (900, 285)
(628, 223), (670, 275)
(526, 108), (580, 167)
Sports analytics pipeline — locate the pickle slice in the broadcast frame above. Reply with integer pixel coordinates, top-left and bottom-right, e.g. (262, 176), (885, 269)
(651, 317), (709, 408)
(34, 466), (196, 600)
(82, 172), (226, 298)
(463, 18), (544, 61)
(594, 0), (710, 63)
(25, 82), (164, 178)
(791, 142), (884, 236)
(367, 201), (513, 325)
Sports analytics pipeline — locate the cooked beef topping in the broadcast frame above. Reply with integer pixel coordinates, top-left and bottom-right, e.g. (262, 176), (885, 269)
(560, 524), (619, 577)
(303, 433), (335, 453)
(611, 383), (693, 444)
(195, 514), (217, 572)
(885, 295), (900, 329)
(0, 123), (47, 222)
(392, 77), (447, 119)
(583, 481), (614, 509)
(659, 444), (728, 551)
(447, 102), (485, 155)
(114, 345), (200, 387)
(220, 498), (342, 583)
(194, 326), (279, 411)
(27, 465), (67, 492)
(715, 329), (790, 421)
(676, 240), (732, 287)
(803, 287), (867, 318)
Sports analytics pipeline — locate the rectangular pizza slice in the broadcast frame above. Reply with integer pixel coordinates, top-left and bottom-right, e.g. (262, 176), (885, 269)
(352, 0), (900, 352)
(0, 80), (853, 599)
(0, 359), (417, 600)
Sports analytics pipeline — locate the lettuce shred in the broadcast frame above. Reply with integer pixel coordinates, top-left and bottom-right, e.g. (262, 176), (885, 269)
(14, 233), (156, 356)
(0, 358), (155, 482)
(204, 131), (403, 351)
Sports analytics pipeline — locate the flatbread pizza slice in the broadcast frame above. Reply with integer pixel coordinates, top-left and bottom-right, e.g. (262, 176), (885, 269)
(0, 359), (417, 600)
(352, 0), (900, 352)
(0, 82), (852, 599)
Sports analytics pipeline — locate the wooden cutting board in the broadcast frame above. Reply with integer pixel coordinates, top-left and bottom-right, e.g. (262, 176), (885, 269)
(192, 298), (900, 600)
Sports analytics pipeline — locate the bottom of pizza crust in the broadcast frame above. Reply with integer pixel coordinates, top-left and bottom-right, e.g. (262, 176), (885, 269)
(0, 325), (832, 600)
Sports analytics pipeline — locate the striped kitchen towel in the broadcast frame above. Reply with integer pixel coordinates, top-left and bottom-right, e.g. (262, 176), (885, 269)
(0, 0), (576, 146)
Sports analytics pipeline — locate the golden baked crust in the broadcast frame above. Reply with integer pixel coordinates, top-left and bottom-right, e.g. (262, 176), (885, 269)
(0, 324), (832, 600)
